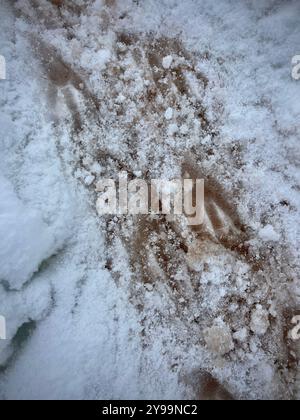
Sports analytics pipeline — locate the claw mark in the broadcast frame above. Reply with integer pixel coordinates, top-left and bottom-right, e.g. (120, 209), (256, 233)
(32, 39), (101, 133)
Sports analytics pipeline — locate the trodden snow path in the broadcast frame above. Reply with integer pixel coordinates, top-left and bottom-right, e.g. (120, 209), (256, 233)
(0, 0), (300, 400)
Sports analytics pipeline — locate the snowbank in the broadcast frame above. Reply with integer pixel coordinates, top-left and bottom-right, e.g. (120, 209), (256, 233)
(0, 173), (57, 290)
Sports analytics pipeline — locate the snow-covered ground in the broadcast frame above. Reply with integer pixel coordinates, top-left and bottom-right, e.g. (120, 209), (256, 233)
(0, 0), (299, 400)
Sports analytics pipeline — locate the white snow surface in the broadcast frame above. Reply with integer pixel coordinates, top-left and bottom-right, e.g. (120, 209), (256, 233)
(0, 0), (299, 400)
(0, 173), (57, 290)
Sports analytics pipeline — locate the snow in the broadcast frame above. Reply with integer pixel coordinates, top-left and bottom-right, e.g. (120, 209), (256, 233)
(204, 323), (234, 356)
(258, 225), (281, 243)
(0, 173), (56, 290)
(167, 123), (179, 136)
(162, 55), (173, 70)
(145, 283), (154, 292)
(84, 174), (95, 186)
(233, 328), (248, 343)
(0, 0), (299, 401)
(0, 316), (6, 340)
(165, 107), (174, 120)
(250, 306), (270, 337)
